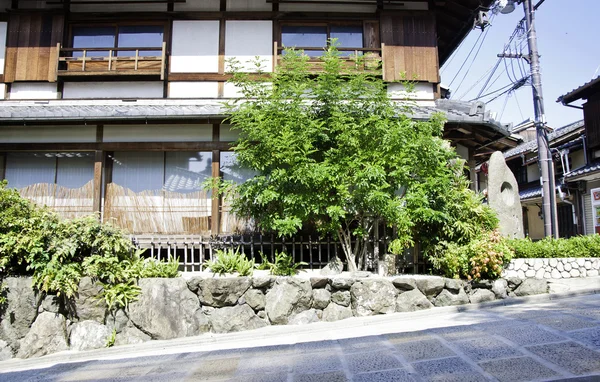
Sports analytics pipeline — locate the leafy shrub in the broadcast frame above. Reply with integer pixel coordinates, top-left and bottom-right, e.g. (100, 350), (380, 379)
(106, 328), (117, 348)
(507, 235), (600, 258)
(257, 251), (307, 276)
(207, 248), (254, 276)
(0, 181), (179, 306)
(100, 281), (141, 310)
(430, 230), (513, 280)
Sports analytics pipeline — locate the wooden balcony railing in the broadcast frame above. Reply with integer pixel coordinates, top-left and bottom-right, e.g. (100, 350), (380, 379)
(274, 43), (382, 74)
(55, 42), (167, 80)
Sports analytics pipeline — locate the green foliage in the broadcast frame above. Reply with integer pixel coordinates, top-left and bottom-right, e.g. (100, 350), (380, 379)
(257, 251), (307, 276)
(106, 328), (117, 348)
(507, 235), (600, 258)
(0, 181), (179, 305)
(207, 248), (254, 276)
(0, 281), (6, 306)
(430, 230), (513, 280)
(214, 44), (494, 272)
(99, 281), (141, 310)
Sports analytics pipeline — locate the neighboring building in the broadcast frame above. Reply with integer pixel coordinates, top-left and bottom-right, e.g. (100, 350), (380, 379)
(0, 0), (514, 243)
(499, 120), (585, 240)
(558, 76), (600, 236)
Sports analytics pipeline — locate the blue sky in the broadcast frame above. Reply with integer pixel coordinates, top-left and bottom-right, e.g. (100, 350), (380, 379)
(440, 0), (599, 130)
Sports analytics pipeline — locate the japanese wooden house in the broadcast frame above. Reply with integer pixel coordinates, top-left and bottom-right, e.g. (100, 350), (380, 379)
(0, 0), (517, 256)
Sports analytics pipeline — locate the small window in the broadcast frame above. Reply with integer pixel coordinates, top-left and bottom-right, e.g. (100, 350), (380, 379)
(71, 24), (164, 57)
(281, 24), (363, 57)
(330, 26), (363, 49)
(282, 26), (327, 57)
(72, 26), (116, 57)
(117, 25), (164, 56)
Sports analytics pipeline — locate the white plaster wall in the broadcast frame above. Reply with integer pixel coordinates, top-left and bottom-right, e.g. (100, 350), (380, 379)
(175, 0), (219, 11)
(225, 21), (273, 73)
(227, 0), (271, 11)
(0, 125), (95, 143)
(171, 21), (220, 73)
(63, 82), (163, 99)
(526, 205), (545, 240)
(570, 150), (586, 172)
(455, 144), (469, 161)
(103, 124), (212, 142)
(220, 124), (239, 142)
(9, 83), (59, 100)
(527, 163), (540, 182)
(0, 84), (6, 100)
(387, 83), (435, 100)
(0, 22), (7, 76)
(169, 82), (219, 98)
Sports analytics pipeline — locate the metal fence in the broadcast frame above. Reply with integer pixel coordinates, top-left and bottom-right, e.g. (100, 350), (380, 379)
(132, 228), (428, 274)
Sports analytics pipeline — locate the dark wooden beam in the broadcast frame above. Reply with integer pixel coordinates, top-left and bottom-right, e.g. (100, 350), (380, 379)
(0, 141), (233, 152)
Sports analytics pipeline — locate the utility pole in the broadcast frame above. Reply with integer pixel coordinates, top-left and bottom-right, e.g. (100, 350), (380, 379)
(522, 0), (558, 238)
(498, 0), (558, 238)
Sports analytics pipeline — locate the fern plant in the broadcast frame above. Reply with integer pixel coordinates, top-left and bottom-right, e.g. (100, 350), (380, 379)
(207, 248), (254, 276)
(99, 281), (141, 310)
(257, 251), (307, 276)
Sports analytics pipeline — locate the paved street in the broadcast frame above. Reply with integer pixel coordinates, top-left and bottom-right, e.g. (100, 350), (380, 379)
(1, 292), (599, 382)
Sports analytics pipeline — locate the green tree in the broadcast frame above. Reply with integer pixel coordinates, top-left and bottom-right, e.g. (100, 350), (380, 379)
(217, 45), (495, 272)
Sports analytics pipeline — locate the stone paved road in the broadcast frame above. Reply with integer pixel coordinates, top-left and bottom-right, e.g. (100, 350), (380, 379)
(1, 293), (600, 382)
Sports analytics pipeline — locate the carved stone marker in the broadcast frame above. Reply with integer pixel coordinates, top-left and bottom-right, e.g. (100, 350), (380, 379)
(487, 151), (524, 239)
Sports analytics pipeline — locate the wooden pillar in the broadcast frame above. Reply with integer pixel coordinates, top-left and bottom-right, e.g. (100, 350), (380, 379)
(211, 124), (221, 235)
(92, 125), (104, 215)
(92, 150), (103, 215)
(0, 152), (6, 180)
(468, 148), (477, 191)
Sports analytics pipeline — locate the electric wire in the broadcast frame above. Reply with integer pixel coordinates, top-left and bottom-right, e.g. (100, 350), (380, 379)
(447, 12), (496, 90)
(451, 13), (496, 97)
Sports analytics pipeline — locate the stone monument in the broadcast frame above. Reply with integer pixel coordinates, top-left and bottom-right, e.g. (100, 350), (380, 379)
(486, 151), (524, 239)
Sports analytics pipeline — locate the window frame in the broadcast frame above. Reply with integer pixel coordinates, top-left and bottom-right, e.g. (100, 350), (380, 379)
(278, 21), (365, 57)
(68, 21), (168, 57)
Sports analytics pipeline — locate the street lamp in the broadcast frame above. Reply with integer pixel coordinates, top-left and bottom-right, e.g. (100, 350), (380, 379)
(496, 0), (558, 238)
(500, 0), (516, 14)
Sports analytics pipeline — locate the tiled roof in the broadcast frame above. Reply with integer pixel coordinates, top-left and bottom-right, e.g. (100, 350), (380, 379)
(558, 76), (600, 104)
(520, 186), (542, 200)
(0, 99), (511, 135)
(503, 120), (584, 159)
(564, 162), (600, 180)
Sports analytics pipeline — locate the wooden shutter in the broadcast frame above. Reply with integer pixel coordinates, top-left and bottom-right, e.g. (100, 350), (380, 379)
(380, 12), (439, 83)
(4, 13), (64, 83)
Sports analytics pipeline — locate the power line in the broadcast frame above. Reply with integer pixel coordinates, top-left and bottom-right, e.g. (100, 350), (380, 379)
(452, 15), (495, 97)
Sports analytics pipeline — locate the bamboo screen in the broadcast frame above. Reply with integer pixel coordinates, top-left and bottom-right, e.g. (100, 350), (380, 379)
(104, 183), (211, 235)
(17, 180), (94, 220)
(220, 196), (254, 234)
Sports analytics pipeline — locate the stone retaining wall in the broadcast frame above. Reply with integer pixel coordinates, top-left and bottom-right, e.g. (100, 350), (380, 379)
(0, 274), (549, 360)
(503, 258), (600, 279)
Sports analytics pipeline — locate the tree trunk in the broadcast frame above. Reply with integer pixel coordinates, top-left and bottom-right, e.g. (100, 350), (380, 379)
(338, 228), (357, 272)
